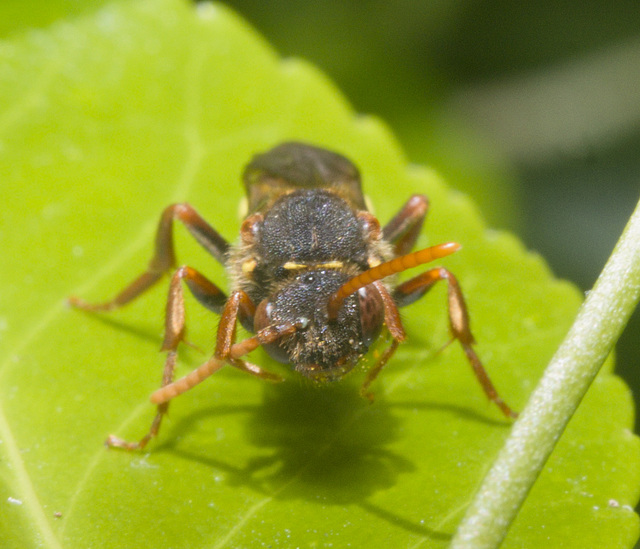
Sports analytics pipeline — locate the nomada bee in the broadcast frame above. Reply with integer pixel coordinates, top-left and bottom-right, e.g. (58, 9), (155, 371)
(70, 142), (515, 450)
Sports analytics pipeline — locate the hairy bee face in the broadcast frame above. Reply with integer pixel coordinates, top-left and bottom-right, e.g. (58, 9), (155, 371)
(254, 269), (384, 381)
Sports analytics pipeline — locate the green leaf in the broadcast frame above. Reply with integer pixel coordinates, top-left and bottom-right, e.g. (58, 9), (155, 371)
(0, 0), (110, 37)
(0, 1), (638, 548)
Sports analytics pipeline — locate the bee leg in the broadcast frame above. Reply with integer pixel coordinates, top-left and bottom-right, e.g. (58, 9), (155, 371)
(148, 290), (285, 407)
(360, 281), (407, 400)
(214, 291), (256, 358)
(214, 291), (285, 381)
(383, 194), (429, 256)
(69, 203), (229, 311)
(394, 267), (517, 418)
(106, 266), (228, 450)
(360, 339), (400, 402)
(105, 352), (177, 451)
(149, 318), (307, 406)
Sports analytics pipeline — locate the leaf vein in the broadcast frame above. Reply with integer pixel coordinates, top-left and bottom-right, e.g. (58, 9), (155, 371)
(60, 32), (209, 530)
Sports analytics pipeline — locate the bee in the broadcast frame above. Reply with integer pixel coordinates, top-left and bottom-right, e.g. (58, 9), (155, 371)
(70, 142), (515, 450)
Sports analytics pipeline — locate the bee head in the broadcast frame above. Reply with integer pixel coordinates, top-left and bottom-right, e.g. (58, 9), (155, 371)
(253, 269), (384, 381)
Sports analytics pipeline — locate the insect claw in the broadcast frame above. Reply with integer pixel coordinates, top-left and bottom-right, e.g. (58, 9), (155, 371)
(105, 434), (133, 450)
(105, 433), (151, 451)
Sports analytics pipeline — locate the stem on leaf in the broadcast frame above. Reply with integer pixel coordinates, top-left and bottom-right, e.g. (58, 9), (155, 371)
(451, 196), (640, 548)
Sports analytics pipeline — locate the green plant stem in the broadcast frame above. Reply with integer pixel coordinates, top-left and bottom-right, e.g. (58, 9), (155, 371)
(450, 196), (640, 549)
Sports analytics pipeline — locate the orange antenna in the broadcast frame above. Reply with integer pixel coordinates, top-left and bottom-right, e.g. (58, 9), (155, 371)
(327, 242), (461, 319)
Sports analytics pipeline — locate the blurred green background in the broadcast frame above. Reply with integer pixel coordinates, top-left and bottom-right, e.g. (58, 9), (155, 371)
(3, 1), (639, 426)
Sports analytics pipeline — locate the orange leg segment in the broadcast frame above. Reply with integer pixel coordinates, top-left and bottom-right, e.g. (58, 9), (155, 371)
(69, 203), (229, 312)
(105, 265), (231, 450)
(395, 267), (517, 418)
(382, 194), (429, 256)
(359, 282), (405, 400)
(108, 289), (294, 450)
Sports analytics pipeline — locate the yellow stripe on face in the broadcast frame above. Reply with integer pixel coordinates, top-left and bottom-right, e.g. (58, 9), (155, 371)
(282, 262), (308, 270)
(317, 261), (344, 270)
(282, 260), (345, 271)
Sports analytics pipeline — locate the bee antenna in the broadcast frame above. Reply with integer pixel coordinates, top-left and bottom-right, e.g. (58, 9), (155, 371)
(327, 242), (461, 320)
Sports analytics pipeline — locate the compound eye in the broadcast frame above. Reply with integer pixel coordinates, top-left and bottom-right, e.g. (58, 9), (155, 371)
(254, 299), (274, 332)
(358, 286), (384, 347)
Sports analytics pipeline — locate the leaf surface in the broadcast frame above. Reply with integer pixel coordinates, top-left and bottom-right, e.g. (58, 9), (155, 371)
(0, 1), (638, 547)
